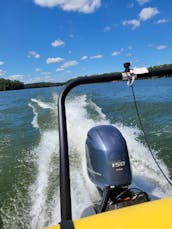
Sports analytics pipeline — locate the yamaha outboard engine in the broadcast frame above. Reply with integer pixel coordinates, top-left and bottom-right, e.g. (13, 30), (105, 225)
(85, 125), (149, 214)
(86, 125), (131, 189)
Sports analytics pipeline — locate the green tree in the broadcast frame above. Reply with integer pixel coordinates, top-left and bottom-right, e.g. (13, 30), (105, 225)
(0, 78), (24, 91)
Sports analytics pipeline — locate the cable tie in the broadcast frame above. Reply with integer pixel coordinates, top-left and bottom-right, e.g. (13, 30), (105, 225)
(122, 72), (137, 86)
(127, 73), (137, 86)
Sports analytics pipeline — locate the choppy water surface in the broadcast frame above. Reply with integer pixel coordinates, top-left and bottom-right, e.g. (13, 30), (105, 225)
(0, 78), (172, 228)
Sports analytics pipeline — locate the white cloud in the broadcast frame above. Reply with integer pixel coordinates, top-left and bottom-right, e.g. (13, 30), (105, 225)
(61, 60), (78, 68)
(155, 18), (168, 24)
(56, 67), (64, 72)
(27, 50), (40, 59)
(41, 71), (52, 75)
(112, 48), (124, 56)
(46, 57), (64, 64)
(136, 0), (150, 5)
(0, 61), (4, 66)
(27, 77), (42, 83)
(34, 0), (101, 13)
(26, 76), (55, 83)
(90, 54), (103, 59)
(35, 68), (41, 72)
(44, 76), (55, 81)
(81, 55), (88, 60)
(112, 51), (121, 56)
(104, 26), (111, 32)
(8, 74), (24, 81)
(51, 39), (64, 47)
(0, 69), (6, 76)
(139, 7), (159, 21)
(123, 19), (140, 30)
(156, 45), (168, 50)
(123, 7), (159, 30)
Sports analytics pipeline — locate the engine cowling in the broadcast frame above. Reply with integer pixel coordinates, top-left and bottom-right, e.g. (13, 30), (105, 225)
(85, 125), (132, 190)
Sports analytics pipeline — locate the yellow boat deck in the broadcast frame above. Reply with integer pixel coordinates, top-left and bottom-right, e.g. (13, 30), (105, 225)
(45, 197), (172, 229)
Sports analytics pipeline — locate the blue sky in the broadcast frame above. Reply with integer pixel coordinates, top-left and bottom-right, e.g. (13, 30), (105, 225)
(0, 0), (172, 83)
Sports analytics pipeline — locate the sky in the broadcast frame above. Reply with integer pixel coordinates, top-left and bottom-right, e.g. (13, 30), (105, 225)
(0, 0), (172, 83)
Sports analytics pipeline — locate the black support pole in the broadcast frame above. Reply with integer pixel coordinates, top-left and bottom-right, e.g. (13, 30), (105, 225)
(58, 66), (172, 221)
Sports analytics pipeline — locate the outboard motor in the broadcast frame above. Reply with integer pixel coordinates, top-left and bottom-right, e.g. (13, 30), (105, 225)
(84, 125), (149, 215)
(86, 125), (131, 190)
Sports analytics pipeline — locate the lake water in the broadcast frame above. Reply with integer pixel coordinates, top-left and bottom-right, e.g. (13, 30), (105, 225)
(0, 77), (172, 229)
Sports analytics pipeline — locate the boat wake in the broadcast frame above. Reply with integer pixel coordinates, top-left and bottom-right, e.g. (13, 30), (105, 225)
(2, 93), (171, 229)
(27, 93), (172, 228)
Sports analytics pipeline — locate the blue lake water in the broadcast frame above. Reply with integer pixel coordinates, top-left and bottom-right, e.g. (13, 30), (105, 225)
(0, 77), (172, 228)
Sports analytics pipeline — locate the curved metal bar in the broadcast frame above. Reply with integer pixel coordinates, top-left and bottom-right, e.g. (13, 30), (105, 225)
(58, 72), (122, 220)
(58, 67), (172, 221)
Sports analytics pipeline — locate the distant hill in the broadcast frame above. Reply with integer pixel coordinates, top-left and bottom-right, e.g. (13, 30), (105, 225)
(1, 63), (172, 91)
(24, 82), (64, 89)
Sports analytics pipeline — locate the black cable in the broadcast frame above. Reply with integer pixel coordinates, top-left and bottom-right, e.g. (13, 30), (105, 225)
(98, 187), (111, 213)
(115, 188), (146, 200)
(115, 189), (130, 200)
(130, 84), (172, 187)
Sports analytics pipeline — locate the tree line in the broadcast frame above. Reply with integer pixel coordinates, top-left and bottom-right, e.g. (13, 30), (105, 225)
(0, 78), (24, 91)
(0, 78), (63, 91)
(148, 63), (172, 71)
(24, 82), (63, 89)
(1, 63), (172, 91)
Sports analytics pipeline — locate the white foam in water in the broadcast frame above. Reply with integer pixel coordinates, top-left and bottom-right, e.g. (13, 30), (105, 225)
(28, 103), (39, 128)
(31, 98), (54, 110)
(66, 95), (109, 218)
(29, 130), (58, 229)
(48, 189), (60, 226)
(114, 123), (172, 197)
(29, 94), (172, 228)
